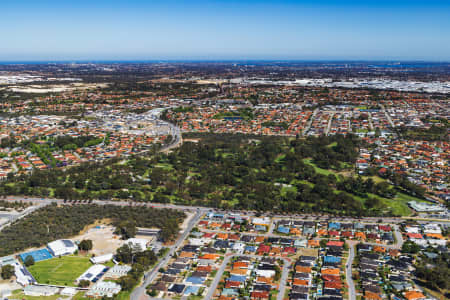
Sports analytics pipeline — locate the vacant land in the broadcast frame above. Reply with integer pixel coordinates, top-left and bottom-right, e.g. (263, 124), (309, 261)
(75, 224), (124, 256)
(28, 255), (92, 286)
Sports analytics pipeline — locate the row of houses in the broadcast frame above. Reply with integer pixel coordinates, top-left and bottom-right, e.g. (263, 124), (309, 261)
(150, 237), (223, 298)
(0, 113), (167, 179)
(355, 243), (426, 300)
(216, 256), (283, 300)
(275, 220), (395, 244)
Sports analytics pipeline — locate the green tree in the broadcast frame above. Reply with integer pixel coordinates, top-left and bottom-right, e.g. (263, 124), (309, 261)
(24, 255), (35, 267)
(402, 240), (421, 254)
(115, 221), (137, 239)
(117, 275), (137, 290)
(79, 239), (93, 251)
(1, 264), (14, 279)
(78, 279), (91, 288)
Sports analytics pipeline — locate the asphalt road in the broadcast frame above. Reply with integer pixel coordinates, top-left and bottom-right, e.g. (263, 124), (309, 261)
(302, 107), (318, 136)
(1, 196), (410, 300)
(363, 225), (404, 250)
(204, 254), (232, 300)
(130, 209), (204, 300)
(346, 241), (357, 300)
(325, 112), (335, 135)
(204, 254), (290, 300)
(0, 201), (51, 231)
(277, 258), (291, 300)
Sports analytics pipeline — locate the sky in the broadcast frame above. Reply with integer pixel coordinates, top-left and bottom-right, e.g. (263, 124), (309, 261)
(1, 0), (450, 61)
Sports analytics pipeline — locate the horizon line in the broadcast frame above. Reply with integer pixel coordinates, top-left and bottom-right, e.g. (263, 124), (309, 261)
(1, 59), (449, 64)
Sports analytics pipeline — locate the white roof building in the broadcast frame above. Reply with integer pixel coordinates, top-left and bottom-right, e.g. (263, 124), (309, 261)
(125, 238), (148, 252)
(252, 217), (270, 226)
(255, 269), (275, 278)
(104, 265), (132, 279)
(408, 201), (444, 212)
(232, 242), (245, 253)
(410, 238), (428, 247)
(90, 253), (114, 264)
(428, 239), (447, 247)
(0, 256), (16, 267)
(61, 287), (77, 296)
(76, 264), (106, 283)
(423, 224), (442, 234)
(0, 290), (12, 298)
(24, 285), (58, 297)
(47, 239), (78, 257)
(14, 262), (34, 286)
(86, 281), (121, 298)
(404, 226), (420, 234)
(188, 238), (210, 246)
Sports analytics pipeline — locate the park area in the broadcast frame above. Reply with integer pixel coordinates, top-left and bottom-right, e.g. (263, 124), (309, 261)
(27, 255), (92, 286)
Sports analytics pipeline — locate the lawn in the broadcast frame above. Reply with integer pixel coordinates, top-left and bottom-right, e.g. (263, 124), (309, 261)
(280, 184), (297, 196)
(27, 255), (92, 286)
(114, 290), (132, 300)
(378, 192), (426, 216)
(303, 158), (337, 176)
(326, 142), (338, 148)
(362, 175), (387, 183)
(155, 162), (173, 170)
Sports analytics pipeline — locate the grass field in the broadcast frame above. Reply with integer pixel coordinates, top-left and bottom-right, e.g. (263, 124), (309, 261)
(155, 162), (173, 170)
(377, 192), (426, 216)
(28, 255), (92, 286)
(303, 158), (337, 176)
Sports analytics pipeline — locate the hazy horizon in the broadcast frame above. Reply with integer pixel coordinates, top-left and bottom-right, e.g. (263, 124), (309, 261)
(2, 0), (450, 61)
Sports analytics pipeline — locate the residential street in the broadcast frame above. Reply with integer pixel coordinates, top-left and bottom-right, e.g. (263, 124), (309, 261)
(130, 209), (204, 300)
(346, 241), (357, 300)
(204, 254), (291, 300)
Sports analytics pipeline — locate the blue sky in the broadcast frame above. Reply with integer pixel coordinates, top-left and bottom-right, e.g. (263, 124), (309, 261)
(1, 0), (450, 61)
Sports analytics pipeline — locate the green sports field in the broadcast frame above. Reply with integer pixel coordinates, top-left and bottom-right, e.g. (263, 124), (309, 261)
(27, 255), (92, 286)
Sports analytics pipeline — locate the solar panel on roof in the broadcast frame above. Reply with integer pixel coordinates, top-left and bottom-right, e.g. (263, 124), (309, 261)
(62, 240), (74, 247)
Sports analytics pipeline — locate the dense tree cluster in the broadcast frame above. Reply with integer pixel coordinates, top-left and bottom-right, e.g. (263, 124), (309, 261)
(0, 204), (185, 256)
(398, 124), (449, 141)
(378, 169), (426, 198)
(115, 244), (158, 291)
(0, 200), (30, 210)
(1, 264), (14, 279)
(52, 135), (104, 150)
(114, 221), (137, 239)
(0, 134), (19, 149)
(415, 251), (450, 292)
(0, 133), (421, 217)
(291, 134), (360, 170)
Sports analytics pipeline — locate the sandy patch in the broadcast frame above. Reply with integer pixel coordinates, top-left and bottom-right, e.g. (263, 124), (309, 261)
(297, 248), (319, 257)
(179, 211), (194, 232)
(73, 225), (123, 256)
